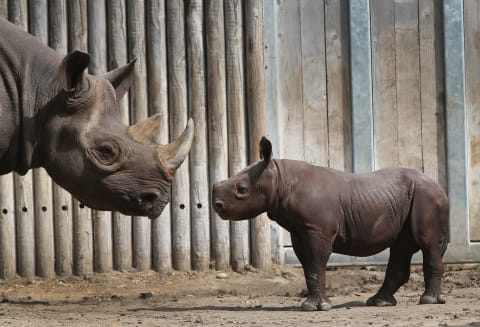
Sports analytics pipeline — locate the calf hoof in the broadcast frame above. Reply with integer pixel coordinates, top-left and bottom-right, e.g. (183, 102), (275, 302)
(366, 294), (397, 307)
(300, 297), (332, 311)
(419, 293), (446, 305)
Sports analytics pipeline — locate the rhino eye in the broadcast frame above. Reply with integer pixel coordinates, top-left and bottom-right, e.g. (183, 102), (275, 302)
(97, 145), (115, 161)
(92, 141), (120, 167)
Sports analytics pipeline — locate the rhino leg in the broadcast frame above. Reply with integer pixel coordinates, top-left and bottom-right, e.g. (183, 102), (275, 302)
(367, 227), (419, 307)
(292, 231), (333, 311)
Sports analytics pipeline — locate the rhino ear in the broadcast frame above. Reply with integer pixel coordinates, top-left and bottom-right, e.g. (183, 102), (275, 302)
(59, 51), (90, 91)
(103, 59), (137, 100)
(259, 136), (272, 165)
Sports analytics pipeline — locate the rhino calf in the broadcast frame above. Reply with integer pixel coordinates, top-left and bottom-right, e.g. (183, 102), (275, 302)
(0, 18), (194, 218)
(212, 137), (449, 311)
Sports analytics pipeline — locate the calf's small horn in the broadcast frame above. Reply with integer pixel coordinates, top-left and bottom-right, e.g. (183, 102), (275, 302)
(157, 118), (195, 174)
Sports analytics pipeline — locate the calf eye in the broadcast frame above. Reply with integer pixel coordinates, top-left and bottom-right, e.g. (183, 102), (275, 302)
(237, 185), (248, 194)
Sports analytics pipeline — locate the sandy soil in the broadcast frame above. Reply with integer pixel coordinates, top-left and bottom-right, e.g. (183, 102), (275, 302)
(0, 263), (479, 326)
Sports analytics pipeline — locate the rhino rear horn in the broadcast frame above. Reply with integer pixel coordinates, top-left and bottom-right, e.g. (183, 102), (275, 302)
(103, 59), (137, 100)
(59, 51), (90, 91)
(157, 119), (195, 174)
(127, 113), (162, 144)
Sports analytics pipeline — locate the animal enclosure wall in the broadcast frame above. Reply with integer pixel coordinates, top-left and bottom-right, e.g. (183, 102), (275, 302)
(265, 0), (480, 265)
(0, 0), (272, 280)
(0, 0), (479, 280)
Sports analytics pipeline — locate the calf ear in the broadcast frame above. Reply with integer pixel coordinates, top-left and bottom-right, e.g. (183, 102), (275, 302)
(59, 51), (90, 91)
(259, 136), (272, 164)
(103, 59), (137, 100)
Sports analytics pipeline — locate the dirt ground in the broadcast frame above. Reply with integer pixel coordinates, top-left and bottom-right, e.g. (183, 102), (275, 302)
(0, 263), (479, 327)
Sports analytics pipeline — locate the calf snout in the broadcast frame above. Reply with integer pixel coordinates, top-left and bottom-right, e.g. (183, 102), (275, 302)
(214, 199), (225, 212)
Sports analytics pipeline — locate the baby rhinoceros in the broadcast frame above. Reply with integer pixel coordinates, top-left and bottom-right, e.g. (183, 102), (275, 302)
(212, 137), (449, 311)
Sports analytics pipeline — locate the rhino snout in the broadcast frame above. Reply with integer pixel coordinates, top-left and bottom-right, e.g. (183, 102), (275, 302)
(137, 189), (161, 205)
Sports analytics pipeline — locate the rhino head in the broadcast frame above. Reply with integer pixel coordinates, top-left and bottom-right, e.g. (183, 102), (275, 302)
(37, 51), (194, 218)
(212, 137), (276, 221)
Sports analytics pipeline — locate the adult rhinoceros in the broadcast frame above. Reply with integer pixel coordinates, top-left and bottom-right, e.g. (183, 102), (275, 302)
(0, 18), (193, 218)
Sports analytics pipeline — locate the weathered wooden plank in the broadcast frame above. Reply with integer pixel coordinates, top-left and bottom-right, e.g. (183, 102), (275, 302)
(127, 0), (151, 271)
(88, 0), (113, 274)
(325, 0), (352, 172)
(206, 0), (230, 271)
(186, 0), (210, 271)
(166, 0), (191, 271)
(9, 0), (35, 280)
(371, 0), (398, 169)
(464, 0), (480, 241)
(350, 0), (374, 173)
(48, 0), (72, 278)
(146, 0), (171, 272)
(29, 0), (54, 280)
(107, 0), (133, 272)
(225, 0), (250, 270)
(443, 0), (468, 246)
(0, 175), (15, 279)
(0, 1), (7, 17)
(300, 0), (328, 167)
(264, 0), (283, 264)
(67, 0), (92, 276)
(419, 0), (446, 190)
(275, 0), (303, 161)
(7, 0), (27, 28)
(395, 0), (423, 170)
(245, 0), (271, 270)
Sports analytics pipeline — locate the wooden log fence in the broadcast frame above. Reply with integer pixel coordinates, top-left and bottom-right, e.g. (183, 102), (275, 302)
(1, 0), (480, 280)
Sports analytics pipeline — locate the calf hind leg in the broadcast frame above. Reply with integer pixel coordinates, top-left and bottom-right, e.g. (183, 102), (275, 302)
(367, 232), (419, 307)
(418, 242), (447, 304)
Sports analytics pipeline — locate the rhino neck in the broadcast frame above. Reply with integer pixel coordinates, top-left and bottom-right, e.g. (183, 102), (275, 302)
(0, 18), (62, 175)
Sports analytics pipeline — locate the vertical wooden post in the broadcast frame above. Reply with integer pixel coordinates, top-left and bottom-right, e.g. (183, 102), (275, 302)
(245, 0), (271, 270)
(88, 0), (113, 273)
(419, 0), (446, 189)
(0, 0), (15, 282)
(394, 0), (422, 171)
(0, 10), (14, 273)
(30, 0), (59, 279)
(49, 0), (72, 278)
(127, 0), (151, 271)
(0, 175), (15, 280)
(325, 0), (352, 172)
(146, 0), (172, 273)
(206, 0), (230, 270)
(371, 0), (398, 169)
(186, 0), (210, 271)
(166, 0), (191, 271)
(0, 1), (7, 17)
(225, 0), (249, 271)
(107, 0), (133, 272)
(68, 0), (93, 276)
(9, 0), (36, 281)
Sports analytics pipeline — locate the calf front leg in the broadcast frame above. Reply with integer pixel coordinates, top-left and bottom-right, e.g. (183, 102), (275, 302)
(292, 230), (333, 311)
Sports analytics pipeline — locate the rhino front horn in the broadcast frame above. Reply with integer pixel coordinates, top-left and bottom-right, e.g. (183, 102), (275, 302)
(157, 118), (195, 174)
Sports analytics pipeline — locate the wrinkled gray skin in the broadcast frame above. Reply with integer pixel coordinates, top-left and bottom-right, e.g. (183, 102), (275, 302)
(0, 18), (194, 218)
(212, 137), (449, 311)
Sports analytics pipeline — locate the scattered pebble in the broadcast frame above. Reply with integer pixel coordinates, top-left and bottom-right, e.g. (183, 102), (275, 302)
(216, 272), (228, 279)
